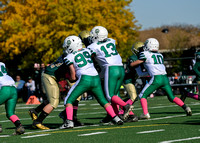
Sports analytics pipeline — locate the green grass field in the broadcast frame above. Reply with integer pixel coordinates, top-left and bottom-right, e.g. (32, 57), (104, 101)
(0, 95), (200, 143)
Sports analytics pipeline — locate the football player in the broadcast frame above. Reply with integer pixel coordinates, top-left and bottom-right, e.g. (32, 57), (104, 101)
(0, 62), (25, 135)
(180, 50), (200, 101)
(60, 36), (123, 129)
(130, 38), (192, 119)
(87, 26), (133, 122)
(29, 47), (82, 129)
(119, 42), (149, 122)
(58, 30), (92, 125)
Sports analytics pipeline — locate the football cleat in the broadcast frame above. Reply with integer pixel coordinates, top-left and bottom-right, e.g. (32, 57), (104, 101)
(100, 114), (112, 124)
(112, 116), (123, 125)
(0, 124), (2, 133)
(28, 108), (38, 121)
(185, 107), (192, 116)
(139, 113), (150, 120)
(60, 120), (74, 129)
(125, 115), (139, 122)
(122, 104), (134, 120)
(74, 120), (84, 127)
(32, 121), (50, 130)
(14, 125), (25, 135)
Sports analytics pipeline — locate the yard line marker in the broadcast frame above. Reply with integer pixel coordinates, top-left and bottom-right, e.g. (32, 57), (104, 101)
(139, 113), (200, 122)
(0, 116), (55, 123)
(90, 104), (100, 106)
(159, 136), (200, 143)
(25, 129), (59, 134)
(137, 129), (165, 134)
(21, 134), (50, 138)
(78, 131), (106, 136)
(0, 135), (12, 138)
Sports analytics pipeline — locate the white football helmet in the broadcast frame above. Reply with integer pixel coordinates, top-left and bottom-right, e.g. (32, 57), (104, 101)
(90, 26), (108, 43)
(63, 35), (82, 54)
(144, 38), (159, 51)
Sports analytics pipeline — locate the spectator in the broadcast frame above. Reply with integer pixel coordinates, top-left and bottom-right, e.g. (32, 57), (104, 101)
(25, 76), (36, 100)
(34, 63), (45, 102)
(15, 75), (26, 102)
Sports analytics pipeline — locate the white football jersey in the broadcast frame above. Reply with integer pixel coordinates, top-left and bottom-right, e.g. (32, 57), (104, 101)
(64, 48), (98, 78)
(0, 62), (15, 88)
(87, 38), (123, 68)
(138, 51), (167, 76)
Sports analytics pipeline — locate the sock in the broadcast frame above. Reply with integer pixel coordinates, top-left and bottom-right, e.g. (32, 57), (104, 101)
(35, 100), (49, 113)
(140, 98), (148, 115)
(14, 120), (22, 128)
(129, 111), (134, 115)
(10, 115), (19, 124)
(105, 105), (116, 118)
(36, 110), (49, 123)
(187, 93), (199, 100)
(73, 100), (79, 121)
(173, 97), (184, 107)
(111, 103), (119, 115)
(181, 104), (187, 110)
(73, 107), (78, 121)
(111, 95), (126, 107)
(118, 99), (134, 115)
(126, 99), (133, 105)
(66, 106), (73, 121)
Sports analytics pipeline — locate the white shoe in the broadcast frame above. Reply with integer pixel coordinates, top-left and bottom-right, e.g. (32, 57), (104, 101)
(139, 113), (150, 120)
(185, 107), (192, 116)
(60, 120), (74, 129)
(112, 116), (123, 125)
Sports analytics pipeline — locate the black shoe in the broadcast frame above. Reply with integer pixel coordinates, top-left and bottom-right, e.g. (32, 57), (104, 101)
(125, 115), (138, 122)
(14, 125), (25, 135)
(74, 120), (84, 127)
(100, 114), (112, 123)
(122, 104), (134, 120)
(180, 88), (189, 102)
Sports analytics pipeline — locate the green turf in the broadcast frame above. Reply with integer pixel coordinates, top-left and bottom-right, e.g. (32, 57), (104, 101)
(0, 95), (200, 143)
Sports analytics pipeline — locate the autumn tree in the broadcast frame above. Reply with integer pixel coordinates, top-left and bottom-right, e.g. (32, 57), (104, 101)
(0, 0), (140, 72)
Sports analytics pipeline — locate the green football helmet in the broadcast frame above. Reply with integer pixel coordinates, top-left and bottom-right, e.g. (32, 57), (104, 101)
(131, 41), (144, 55)
(78, 30), (91, 47)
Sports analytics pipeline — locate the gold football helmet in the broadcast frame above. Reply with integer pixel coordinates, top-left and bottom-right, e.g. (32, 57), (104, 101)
(131, 42), (144, 55)
(78, 30), (91, 48)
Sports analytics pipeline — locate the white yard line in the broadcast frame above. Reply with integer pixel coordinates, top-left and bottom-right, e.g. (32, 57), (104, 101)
(0, 116), (55, 123)
(78, 132), (107, 136)
(137, 129), (165, 134)
(159, 136), (200, 143)
(139, 113), (200, 122)
(25, 129), (59, 134)
(0, 135), (12, 138)
(21, 134), (50, 138)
